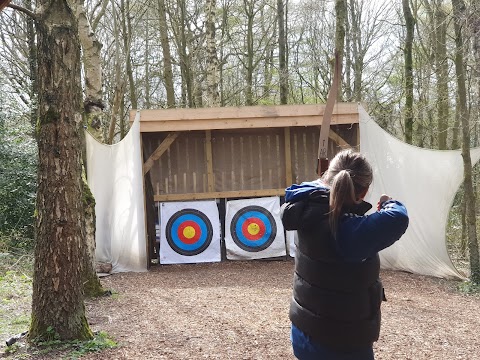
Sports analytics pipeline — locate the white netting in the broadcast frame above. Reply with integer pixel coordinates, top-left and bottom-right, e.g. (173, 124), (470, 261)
(359, 105), (480, 279)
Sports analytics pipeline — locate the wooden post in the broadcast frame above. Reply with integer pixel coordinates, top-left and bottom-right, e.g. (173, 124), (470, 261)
(140, 135), (151, 269)
(205, 130), (214, 193)
(284, 128), (292, 187)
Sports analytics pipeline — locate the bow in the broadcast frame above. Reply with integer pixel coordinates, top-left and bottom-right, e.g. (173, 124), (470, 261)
(317, 51), (341, 176)
(0, 0), (11, 12)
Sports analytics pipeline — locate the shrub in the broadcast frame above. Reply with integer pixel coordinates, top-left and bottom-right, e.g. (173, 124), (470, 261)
(0, 112), (37, 249)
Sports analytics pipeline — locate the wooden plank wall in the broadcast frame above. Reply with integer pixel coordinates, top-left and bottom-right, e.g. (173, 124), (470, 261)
(212, 128), (285, 192)
(143, 124), (358, 201)
(290, 124), (359, 184)
(143, 131), (208, 196)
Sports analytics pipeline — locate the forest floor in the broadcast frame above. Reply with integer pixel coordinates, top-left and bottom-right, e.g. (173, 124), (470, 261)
(1, 259), (480, 359)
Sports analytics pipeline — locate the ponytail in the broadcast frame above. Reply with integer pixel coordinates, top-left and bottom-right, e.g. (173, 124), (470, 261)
(321, 150), (373, 236)
(329, 170), (356, 233)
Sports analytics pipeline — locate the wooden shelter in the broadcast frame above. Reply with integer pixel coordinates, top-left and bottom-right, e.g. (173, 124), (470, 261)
(130, 103), (361, 263)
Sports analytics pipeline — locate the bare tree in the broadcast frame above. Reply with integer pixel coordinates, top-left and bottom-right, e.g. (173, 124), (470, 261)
(278, 0), (288, 104)
(157, 0), (176, 107)
(452, 0), (480, 284)
(402, 0), (414, 144)
(434, 1), (449, 149)
(205, 0), (220, 106)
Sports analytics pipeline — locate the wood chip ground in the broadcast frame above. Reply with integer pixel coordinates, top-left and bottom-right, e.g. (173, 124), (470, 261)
(2, 259), (479, 359)
(82, 260), (479, 360)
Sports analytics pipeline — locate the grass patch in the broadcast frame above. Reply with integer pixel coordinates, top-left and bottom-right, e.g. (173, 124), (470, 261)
(0, 251), (33, 343)
(67, 331), (118, 359)
(1, 250), (118, 359)
(4, 331), (117, 360)
(457, 280), (480, 295)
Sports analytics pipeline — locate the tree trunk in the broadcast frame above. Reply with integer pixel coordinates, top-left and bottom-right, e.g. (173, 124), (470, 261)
(30, 0), (93, 341)
(70, 0), (104, 298)
(278, 0), (287, 104)
(245, 1), (254, 106)
(334, 0), (346, 102)
(262, 7), (274, 101)
(82, 180), (104, 297)
(205, 0), (220, 107)
(435, 5), (449, 149)
(72, 0), (104, 140)
(349, 0), (363, 102)
(121, 0), (137, 111)
(176, 0), (193, 107)
(471, 1), (480, 148)
(344, 0), (352, 101)
(107, 0), (124, 144)
(26, 0), (37, 129)
(157, 0), (175, 107)
(402, 0), (414, 144)
(452, 0), (480, 284)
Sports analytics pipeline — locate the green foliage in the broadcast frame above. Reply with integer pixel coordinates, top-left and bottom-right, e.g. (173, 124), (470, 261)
(0, 112), (37, 249)
(31, 331), (117, 359)
(0, 254), (33, 345)
(67, 331), (117, 359)
(457, 280), (480, 295)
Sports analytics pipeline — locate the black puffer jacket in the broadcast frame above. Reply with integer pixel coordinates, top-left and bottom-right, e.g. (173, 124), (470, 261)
(282, 190), (387, 350)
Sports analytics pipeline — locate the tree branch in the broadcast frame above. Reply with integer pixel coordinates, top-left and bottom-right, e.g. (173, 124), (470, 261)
(8, 3), (36, 19)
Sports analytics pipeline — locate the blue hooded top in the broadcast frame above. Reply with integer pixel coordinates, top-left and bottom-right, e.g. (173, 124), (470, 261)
(283, 181), (409, 262)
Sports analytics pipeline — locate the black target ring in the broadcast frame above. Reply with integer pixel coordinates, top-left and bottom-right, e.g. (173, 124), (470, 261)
(230, 205), (277, 252)
(165, 208), (213, 256)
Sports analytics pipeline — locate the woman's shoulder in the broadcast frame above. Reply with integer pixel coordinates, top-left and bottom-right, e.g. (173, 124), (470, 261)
(284, 180), (328, 203)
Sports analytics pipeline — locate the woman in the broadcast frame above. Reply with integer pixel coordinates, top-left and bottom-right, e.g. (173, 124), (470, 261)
(281, 149), (409, 360)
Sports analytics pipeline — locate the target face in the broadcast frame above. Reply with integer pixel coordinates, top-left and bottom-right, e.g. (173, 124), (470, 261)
(165, 209), (213, 256)
(230, 205), (277, 252)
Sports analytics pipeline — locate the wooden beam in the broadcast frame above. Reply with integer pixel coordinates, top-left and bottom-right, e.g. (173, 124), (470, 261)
(329, 128), (352, 149)
(130, 103), (359, 132)
(140, 136), (150, 269)
(205, 130), (214, 192)
(154, 188), (285, 202)
(138, 114), (358, 132)
(143, 132), (179, 175)
(284, 128), (292, 187)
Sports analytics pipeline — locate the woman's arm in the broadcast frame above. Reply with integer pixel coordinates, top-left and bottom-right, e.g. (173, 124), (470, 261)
(336, 200), (409, 261)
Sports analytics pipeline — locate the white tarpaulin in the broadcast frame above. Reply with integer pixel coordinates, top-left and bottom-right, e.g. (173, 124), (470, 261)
(225, 197), (286, 260)
(85, 116), (147, 273)
(159, 200), (221, 264)
(286, 230), (297, 258)
(359, 105), (480, 279)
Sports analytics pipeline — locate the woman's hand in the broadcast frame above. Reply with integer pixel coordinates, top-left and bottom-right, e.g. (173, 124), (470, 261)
(377, 194), (392, 210)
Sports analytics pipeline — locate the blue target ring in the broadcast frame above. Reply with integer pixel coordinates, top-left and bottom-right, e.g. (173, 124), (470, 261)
(165, 209), (213, 256)
(230, 205), (277, 252)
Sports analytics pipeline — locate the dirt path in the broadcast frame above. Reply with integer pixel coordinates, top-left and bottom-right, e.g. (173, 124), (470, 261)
(78, 260), (480, 360)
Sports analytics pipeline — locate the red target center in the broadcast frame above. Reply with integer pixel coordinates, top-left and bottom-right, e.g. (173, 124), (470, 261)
(178, 220), (202, 244)
(241, 217), (266, 241)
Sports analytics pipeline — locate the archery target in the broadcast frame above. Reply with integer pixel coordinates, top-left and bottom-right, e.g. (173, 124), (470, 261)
(159, 201), (221, 264)
(166, 209), (213, 256)
(225, 197), (286, 260)
(230, 205), (276, 252)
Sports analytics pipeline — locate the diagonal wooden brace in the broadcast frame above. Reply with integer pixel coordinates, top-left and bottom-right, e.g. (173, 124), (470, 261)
(143, 132), (179, 175)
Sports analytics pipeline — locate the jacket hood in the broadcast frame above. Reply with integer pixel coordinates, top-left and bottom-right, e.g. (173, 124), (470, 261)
(285, 180), (329, 203)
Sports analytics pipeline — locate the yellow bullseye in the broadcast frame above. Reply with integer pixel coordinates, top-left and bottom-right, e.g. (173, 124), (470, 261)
(183, 226), (196, 239)
(247, 223), (260, 235)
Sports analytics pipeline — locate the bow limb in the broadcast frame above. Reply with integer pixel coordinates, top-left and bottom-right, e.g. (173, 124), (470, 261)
(0, 0), (11, 12)
(317, 51), (341, 176)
